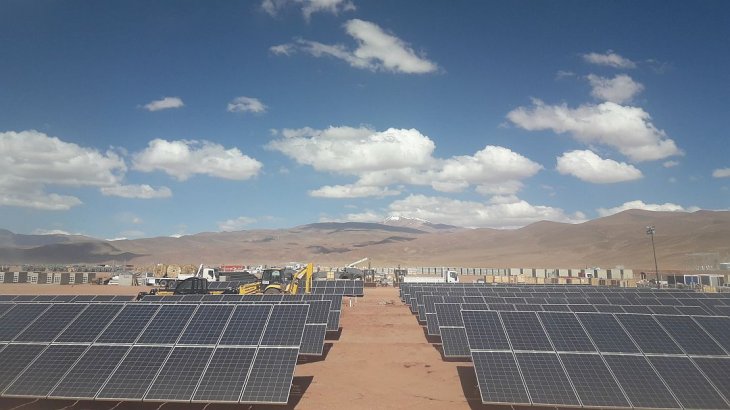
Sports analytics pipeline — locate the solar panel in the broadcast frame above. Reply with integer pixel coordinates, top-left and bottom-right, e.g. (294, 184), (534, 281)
(0, 303), (50, 342)
(461, 310), (510, 350)
(655, 315), (725, 355)
(327, 310), (340, 331)
(694, 316), (730, 352)
(303, 300), (330, 324)
(577, 313), (639, 353)
(192, 347), (256, 402)
(137, 304), (197, 344)
(603, 354), (680, 409)
(55, 303), (122, 343)
(96, 346), (171, 400)
(239, 347), (299, 404)
(96, 304), (160, 343)
(693, 357), (730, 401)
(0, 344), (46, 392)
(539, 312), (595, 352)
(515, 352), (579, 406)
(440, 327), (470, 358)
(425, 313), (440, 336)
(0, 304), (14, 318)
(219, 304), (272, 346)
(300, 324), (327, 355)
(559, 353), (630, 407)
(178, 304), (235, 345)
(500, 311), (553, 351)
(145, 346), (214, 402)
(435, 303), (463, 327)
(49, 345), (130, 399)
(3, 344), (88, 397)
(260, 304), (308, 346)
(616, 314), (683, 354)
(13, 303), (87, 342)
(471, 351), (530, 405)
(649, 356), (729, 410)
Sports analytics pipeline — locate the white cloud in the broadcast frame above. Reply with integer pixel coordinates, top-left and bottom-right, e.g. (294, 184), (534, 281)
(0, 130), (126, 210)
(342, 210), (382, 223)
(268, 126), (435, 173)
(143, 97), (184, 112)
(133, 139), (262, 181)
(309, 184), (400, 198)
(663, 160), (680, 168)
(597, 200), (701, 217)
(262, 0), (355, 20)
(434, 146), (542, 190)
(33, 229), (75, 235)
(713, 168), (730, 178)
(270, 44), (294, 55)
(269, 126), (542, 198)
(387, 194), (585, 229)
(227, 96), (268, 114)
(272, 19), (438, 74)
(218, 216), (257, 231)
(507, 100), (682, 162)
(556, 150), (643, 183)
(587, 74), (644, 104)
(100, 184), (172, 199)
(582, 51), (637, 69)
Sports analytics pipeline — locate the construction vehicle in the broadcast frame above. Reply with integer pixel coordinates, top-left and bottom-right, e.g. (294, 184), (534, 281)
(401, 269), (459, 283)
(136, 276), (259, 299)
(337, 257), (369, 280)
(260, 263), (314, 294)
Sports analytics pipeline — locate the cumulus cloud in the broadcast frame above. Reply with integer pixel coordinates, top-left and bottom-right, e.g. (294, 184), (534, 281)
(218, 216), (257, 231)
(271, 19), (438, 74)
(0, 130), (126, 210)
(268, 126), (435, 173)
(713, 168), (730, 178)
(227, 96), (267, 114)
(582, 51), (636, 69)
(143, 97), (184, 112)
(262, 0), (355, 20)
(663, 160), (680, 168)
(556, 150), (643, 183)
(386, 195), (585, 228)
(133, 139), (262, 181)
(507, 99), (682, 162)
(309, 184), (400, 198)
(33, 229), (77, 235)
(597, 200), (701, 217)
(100, 184), (172, 199)
(587, 74), (644, 104)
(268, 125), (542, 198)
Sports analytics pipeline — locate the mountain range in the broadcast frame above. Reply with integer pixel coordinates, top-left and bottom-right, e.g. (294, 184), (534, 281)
(1, 210), (729, 270)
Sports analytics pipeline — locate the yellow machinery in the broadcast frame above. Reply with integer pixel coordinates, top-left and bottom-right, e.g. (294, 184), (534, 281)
(260, 263), (314, 294)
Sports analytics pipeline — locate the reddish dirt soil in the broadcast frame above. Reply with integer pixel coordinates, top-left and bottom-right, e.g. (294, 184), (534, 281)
(0, 284), (573, 410)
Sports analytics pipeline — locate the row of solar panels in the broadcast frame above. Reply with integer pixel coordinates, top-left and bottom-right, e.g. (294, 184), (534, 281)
(459, 310), (730, 409)
(402, 288), (730, 322)
(433, 303), (730, 357)
(303, 280), (364, 296)
(399, 283), (730, 294)
(405, 284), (730, 409)
(139, 293), (343, 332)
(0, 302), (311, 404)
(0, 294), (135, 302)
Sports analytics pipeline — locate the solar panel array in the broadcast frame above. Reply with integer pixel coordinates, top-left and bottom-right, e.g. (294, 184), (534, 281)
(309, 280), (364, 296)
(0, 300), (309, 404)
(402, 283), (730, 409)
(140, 293), (342, 333)
(0, 294), (135, 302)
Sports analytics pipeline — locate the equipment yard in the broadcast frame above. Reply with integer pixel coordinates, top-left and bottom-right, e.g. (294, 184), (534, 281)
(1, 284), (730, 409)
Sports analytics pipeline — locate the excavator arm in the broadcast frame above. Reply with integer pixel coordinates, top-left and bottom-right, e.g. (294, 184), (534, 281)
(286, 263), (314, 294)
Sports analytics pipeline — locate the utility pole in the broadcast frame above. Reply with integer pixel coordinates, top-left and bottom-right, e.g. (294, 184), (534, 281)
(646, 226), (660, 289)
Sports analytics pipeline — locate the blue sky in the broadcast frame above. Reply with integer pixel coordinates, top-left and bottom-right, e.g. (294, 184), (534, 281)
(1, 0), (728, 239)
